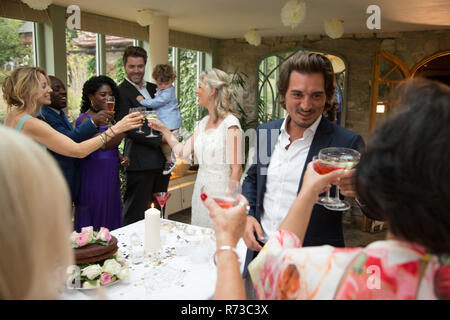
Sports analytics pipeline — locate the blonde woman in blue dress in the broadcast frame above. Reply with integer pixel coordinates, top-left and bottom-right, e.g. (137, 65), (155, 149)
(149, 68), (243, 228)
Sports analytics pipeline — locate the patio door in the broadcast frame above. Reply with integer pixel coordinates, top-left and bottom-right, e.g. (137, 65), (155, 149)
(368, 50), (410, 132)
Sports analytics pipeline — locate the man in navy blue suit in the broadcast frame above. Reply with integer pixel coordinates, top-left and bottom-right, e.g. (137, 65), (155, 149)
(37, 76), (112, 202)
(241, 52), (368, 296)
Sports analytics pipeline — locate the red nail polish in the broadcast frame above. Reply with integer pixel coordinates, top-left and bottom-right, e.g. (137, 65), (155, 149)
(200, 193), (207, 201)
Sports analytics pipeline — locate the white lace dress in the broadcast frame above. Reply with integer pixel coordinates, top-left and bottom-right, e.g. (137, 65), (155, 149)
(191, 114), (242, 228)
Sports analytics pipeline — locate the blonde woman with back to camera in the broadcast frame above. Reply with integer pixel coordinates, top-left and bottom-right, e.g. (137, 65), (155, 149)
(0, 126), (74, 299)
(149, 68), (243, 228)
(2, 66), (144, 157)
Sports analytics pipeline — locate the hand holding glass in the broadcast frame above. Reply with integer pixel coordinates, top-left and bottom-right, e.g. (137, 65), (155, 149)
(315, 147), (360, 211)
(129, 107), (145, 134)
(201, 180), (241, 209)
(105, 96), (115, 126)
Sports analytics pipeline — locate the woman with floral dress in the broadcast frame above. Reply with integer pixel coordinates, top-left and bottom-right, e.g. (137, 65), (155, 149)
(202, 78), (450, 300)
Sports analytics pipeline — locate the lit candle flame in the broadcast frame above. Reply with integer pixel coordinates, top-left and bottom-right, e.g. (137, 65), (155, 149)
(151, 203), (154, 208)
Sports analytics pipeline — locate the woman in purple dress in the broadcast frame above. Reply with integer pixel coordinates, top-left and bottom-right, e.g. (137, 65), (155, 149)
(74, 76), (130, 232)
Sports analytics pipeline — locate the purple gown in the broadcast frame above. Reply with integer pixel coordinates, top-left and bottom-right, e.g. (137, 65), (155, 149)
(74, 113), (123, 232)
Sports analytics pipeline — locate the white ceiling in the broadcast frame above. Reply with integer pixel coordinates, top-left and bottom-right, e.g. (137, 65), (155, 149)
(52, 0), (450, 39)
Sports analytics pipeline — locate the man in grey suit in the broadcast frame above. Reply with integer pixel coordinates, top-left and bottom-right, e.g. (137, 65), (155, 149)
(115, 46), (170, 225)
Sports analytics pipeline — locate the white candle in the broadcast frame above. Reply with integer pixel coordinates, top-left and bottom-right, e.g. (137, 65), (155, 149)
(144, 203), (161, 255)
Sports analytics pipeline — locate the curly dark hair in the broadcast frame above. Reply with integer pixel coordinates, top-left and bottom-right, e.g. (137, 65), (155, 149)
(152, 64), (176, 83)
(80, 76), (120, 114)
(277, 52), (335, 111)
(355, 78), (450, 254)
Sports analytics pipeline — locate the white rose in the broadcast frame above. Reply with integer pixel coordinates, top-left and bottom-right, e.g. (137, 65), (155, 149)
(117, 268), (130, 280)
(70, 231), (78, 243)
(102, 259), (122, 276)
(81, 264), (103, 280)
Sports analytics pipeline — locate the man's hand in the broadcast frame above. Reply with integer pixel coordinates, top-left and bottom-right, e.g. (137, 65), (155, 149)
(91, 110), (114, 127)
(338, 169), (357, 198)
(136, 95), (144, 102)
(243, 216), (265, 252)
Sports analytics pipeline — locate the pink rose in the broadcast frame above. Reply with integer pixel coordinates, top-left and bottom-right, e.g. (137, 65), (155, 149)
(100, 273), (113, 285)
(97, 227), (111, 242)
(76, 232), (90, 247)
(81, 226), (94, 237)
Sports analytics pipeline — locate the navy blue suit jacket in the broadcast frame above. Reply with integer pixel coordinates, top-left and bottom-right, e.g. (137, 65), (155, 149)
(241, 117), (365, 276)
(37, 105), (98, 201)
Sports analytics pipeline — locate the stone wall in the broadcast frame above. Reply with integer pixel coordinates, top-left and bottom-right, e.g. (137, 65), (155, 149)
(215, 29), (450, 141)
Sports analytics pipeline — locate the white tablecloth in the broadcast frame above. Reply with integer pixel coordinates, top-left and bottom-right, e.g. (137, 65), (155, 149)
(61, 219), (247, 300)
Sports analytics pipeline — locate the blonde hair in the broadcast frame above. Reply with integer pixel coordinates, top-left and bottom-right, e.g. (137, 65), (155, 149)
(0, 126), (73, 299)
(199, 68), (240, 122)
(1, 66), (49, 114)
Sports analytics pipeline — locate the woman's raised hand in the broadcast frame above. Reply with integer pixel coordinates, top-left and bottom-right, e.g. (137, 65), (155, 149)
(148, 118), (169, 134)
(112, 112), (144, 133)
(201, 193), (248, 248)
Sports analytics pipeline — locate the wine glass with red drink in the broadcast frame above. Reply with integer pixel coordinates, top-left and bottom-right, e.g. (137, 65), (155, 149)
(312, 155), (338, 206)
(105, 96), (115, 127)
(153, 192), (171, 219)
(201, 180), (241, 209)
(315, 147), (360, 211)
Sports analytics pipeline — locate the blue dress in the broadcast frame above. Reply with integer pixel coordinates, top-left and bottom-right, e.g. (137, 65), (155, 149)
(74, 113), (123, 232)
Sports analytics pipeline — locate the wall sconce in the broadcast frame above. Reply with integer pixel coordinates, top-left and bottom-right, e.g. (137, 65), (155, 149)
(21, 0), (52, 10)
(324, 19), (344, 39)
(244, 29), (262, 46)
(376, 103), (386, 113)
(137, 9), (154, 27)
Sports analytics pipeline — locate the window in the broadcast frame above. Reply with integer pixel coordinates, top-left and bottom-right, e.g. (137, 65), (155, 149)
(169, 47), (205, 136)
(105, 34), (134, 85)
(66, 30), (97, 122)
(0, 17), (35, 123)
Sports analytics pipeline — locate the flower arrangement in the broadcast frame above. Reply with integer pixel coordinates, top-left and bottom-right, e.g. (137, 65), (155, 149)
(68, 251), (130, 289)
(244, 29), (262, 46)
(280, 0), (306, 29)
(71, 226), (112, 248)
(21, 0), (52, 11)
(324, 19), (345, 39)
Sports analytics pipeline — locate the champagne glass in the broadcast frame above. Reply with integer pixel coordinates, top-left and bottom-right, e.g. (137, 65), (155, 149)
(318, 147), (360, 211)
(129, 107), (145, 134)
(105, 96), (115, 127)
(201, 180), (241, 209)
(145, 110), (159, 138)
(312, 155), (338, 206)
(153, 192), (171, 219)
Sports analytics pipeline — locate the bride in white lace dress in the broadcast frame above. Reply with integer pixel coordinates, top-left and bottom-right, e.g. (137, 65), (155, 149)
(148, 68), (243, 228)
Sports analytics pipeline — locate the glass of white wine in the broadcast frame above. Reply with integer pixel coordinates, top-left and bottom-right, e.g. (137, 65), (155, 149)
(318, 147), (360, 211)
(145, 110), (159, 138)
(129, 107), (145, 134)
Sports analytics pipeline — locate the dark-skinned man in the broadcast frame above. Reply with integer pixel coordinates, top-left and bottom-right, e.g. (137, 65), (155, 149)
(37, 76), (113, 202)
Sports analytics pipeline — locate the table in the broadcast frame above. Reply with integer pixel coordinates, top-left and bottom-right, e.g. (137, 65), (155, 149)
(61, 219), (247, 300)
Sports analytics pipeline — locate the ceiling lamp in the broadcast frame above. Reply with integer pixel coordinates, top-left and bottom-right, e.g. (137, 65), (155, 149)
(244, 29), (262, 46)
(21, 0), (52, 10)
(324, 19), (345, 39)
(281, 0), (306, 29)
(136, 9), (154, 27)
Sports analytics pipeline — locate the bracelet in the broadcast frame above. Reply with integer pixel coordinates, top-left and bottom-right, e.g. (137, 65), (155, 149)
(99, 133), (106, 146)
(213, 245), (240, 266)
(109, 126), (116, 136)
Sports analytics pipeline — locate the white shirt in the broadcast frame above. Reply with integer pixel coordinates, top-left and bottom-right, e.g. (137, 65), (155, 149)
(125, 77), (151, 100)
(260, 115), (322, 242)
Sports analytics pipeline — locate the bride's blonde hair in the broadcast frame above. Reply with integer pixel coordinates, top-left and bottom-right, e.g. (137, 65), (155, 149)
(2, 66), (49, 114)
(199, 68), (240, 122)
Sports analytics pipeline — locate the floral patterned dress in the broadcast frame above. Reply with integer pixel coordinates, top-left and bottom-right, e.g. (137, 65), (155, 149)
(248, 230), (450, 300)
